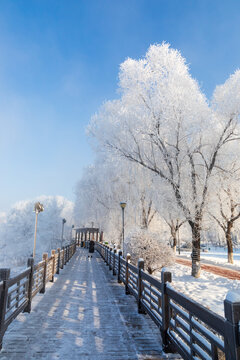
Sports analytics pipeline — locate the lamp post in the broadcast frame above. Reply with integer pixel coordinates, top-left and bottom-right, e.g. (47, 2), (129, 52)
(61, 218), (67, 248)
(33, 202), (44, 258)
(120, 202), (126, 256)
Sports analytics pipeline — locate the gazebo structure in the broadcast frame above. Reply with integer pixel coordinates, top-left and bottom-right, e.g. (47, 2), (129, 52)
(74, 227), (103, 246)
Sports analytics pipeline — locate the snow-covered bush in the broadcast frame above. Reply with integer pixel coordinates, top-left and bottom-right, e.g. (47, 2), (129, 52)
(124, 228), (175, 274)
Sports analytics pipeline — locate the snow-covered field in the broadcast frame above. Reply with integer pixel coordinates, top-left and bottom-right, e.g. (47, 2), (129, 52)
(166, 263), (240, 317)
(155, 247), (240, 317)
(178, 247), (240, 270)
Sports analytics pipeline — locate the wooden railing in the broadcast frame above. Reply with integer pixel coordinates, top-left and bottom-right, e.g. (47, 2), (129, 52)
(95, 242), (240, 360)
(0, 242), (77, 350)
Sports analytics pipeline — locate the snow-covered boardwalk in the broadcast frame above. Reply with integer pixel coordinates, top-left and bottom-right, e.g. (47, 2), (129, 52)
(0, 248), (178, 360)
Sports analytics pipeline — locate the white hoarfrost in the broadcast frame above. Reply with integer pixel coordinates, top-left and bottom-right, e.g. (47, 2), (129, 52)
(88, 42), (240, 277)
(124, 228), (175, 274)
(74, 154), (159, 243)
(0, 195), (74, 268)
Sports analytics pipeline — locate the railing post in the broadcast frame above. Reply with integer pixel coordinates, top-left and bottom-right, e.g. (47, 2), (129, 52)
(113, 249), (117, 275)
(62, 247), (65, 266)
(24, 258), (34, 313)
(64, 245), (68, 265)
(106, 245), (108, 262)
(65, 246), (68, 263)
(224, 291), (240, 360)
(125, 254), (131, 295)
(118, 250), (122, 283)
(57, 248), (61, 274)
(105, 246), (108, 264)
(109, 248), (112, 270)
(161, 269), (173, 353)
(40, 253), (48, 294)
(104, 245), (107, 262)
(60, 248), (63, 269)
(50, 250), (56, 282)
(64, 246), (67, 265)
(137, 258), (145, 314)
(0, 269), (10, 350)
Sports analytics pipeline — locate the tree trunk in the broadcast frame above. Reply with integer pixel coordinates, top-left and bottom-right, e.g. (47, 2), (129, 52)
(172, 242), (176, 254)
(141, 206), (148, 229)
(147, 266), (153, 274)
(171, 227), (177, 254)
(190, 221), (201, 278)
(226, 222), (234, 264)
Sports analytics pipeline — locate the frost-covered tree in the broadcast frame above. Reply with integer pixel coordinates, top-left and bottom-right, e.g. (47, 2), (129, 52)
(124, 228), (175, 274)
(74, 156), (131, 242)
(0, 195), (73, 267)
(163, 217), (186, 253)
(208, 165), (240, 263)
(89, 43), (240, 277)
(151, 178), (187, 253)
(74, 154), (158, 243)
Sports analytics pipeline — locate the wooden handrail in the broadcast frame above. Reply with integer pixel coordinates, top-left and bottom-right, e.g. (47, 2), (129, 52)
(95, 242), (240, 360)
(0, 241), (77, 350)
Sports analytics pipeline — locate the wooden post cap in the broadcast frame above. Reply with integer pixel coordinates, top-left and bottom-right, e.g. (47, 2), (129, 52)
(161, 268), (172, 283)
(0, 268), (10, 281)
(42, 253), (48, 260)
(138, 258), (144, 270)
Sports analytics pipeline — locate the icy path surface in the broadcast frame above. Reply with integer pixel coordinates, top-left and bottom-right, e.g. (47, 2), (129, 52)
(0, 248), (180, 360)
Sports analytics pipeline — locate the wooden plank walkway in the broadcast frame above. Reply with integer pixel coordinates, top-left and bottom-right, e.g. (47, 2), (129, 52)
(0, 248), (180, 360)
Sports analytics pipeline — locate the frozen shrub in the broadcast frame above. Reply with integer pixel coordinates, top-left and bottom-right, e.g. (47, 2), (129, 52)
(124, 228), (175, 274)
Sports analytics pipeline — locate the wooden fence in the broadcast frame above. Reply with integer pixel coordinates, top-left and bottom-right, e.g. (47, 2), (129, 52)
(95, 242), (240, 360)
(0, 242), (77, 350)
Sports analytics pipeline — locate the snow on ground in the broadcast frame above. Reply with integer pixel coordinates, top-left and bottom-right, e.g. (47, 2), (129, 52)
(178, 247), (240, 271)
(156, 258), (240, 318)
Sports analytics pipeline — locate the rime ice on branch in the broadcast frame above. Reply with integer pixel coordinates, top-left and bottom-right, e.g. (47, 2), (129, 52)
(88, 43), (240, 277)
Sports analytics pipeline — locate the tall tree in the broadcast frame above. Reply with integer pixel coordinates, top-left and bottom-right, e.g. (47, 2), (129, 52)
(74, 154), (158, 243)
(208, 167), (240, 263)
(90, 43), (240, 277)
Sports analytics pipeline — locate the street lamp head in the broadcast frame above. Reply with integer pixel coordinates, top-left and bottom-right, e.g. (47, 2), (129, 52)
(62, 218), (67, 224)
(34, 202), (44, 214)
(120, 202), (127, 209)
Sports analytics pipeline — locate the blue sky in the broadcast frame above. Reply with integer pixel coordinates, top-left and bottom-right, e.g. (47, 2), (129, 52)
(0, 0), (240, 212)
